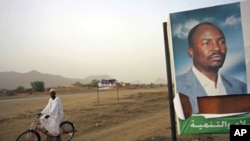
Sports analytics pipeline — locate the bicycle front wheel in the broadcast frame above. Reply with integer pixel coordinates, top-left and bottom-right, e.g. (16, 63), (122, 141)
(16, 130), (40, 141)
(60, 121), (75, 141)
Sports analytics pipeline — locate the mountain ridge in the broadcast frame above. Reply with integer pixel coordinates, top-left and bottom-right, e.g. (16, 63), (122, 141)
(0, 70), (167, 90)
(0, 70), (112, 89)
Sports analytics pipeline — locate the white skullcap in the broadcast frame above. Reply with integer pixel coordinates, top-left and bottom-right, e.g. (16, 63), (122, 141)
(49, 89), (56, 93)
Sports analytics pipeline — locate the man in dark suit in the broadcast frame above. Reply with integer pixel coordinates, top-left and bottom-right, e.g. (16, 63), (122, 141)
(176, 22), (247, 114)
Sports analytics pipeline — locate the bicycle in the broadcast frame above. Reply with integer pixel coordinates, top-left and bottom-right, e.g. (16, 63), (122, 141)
(16, 114), (76, 141)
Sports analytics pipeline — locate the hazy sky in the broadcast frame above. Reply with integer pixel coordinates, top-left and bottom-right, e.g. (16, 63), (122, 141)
(0, 0), (242, 83)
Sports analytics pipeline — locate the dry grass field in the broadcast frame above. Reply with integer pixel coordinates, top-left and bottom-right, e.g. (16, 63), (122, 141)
(0, 87), (228, 141)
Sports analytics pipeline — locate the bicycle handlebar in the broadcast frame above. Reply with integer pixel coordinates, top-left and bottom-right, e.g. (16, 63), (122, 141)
(34, 115), (40, 119)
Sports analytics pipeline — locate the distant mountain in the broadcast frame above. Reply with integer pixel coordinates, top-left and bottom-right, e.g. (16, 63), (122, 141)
(131, 78), (167, 85)
(82, 75), (113, 83)
(154, 77), (167, 84)
(131, 80), (143, 84)
(0, 70), (113, 90)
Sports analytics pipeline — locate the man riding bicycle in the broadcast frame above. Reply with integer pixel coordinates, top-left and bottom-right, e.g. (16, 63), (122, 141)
(38, 89), (64, 140)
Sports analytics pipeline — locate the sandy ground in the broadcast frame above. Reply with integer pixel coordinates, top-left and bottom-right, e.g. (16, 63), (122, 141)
(0, 87), (229, 141)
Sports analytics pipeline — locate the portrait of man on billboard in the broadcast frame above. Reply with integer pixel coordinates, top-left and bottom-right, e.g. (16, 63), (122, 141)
(176, 22), (247, 114)
(169, 2), (248, 116)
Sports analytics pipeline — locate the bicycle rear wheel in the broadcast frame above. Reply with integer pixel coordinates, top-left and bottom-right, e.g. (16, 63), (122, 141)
(60, 121), (75, 141)
(16, 130), (40, 141)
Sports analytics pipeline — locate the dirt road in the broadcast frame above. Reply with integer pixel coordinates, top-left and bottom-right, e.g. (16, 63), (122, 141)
(0, 87), (228, 141)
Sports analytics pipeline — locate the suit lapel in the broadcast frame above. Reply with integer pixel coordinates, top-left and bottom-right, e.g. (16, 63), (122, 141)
(184, 69), (207, 97)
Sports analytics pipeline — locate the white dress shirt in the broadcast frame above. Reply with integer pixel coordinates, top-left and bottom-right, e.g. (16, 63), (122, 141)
(192, 66), (227, 96)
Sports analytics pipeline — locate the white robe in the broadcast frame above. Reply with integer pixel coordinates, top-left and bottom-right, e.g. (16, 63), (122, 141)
(40, 96), (64, 136)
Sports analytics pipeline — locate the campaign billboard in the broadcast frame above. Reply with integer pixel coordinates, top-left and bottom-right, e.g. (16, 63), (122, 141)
(167, 1), (250, 134)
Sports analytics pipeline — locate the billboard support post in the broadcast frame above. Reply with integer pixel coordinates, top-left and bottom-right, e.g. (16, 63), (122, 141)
(163, 22), (177, 141)
(116, 82), (119, 103)
(97, 86), (99, 104)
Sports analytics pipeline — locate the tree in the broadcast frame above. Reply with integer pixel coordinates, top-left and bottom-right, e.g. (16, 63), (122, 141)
(31, 81), (45, 92)
(90, 79), (99, 87)
(72, 81), (83, 87)
(15, 86), (25, 93)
